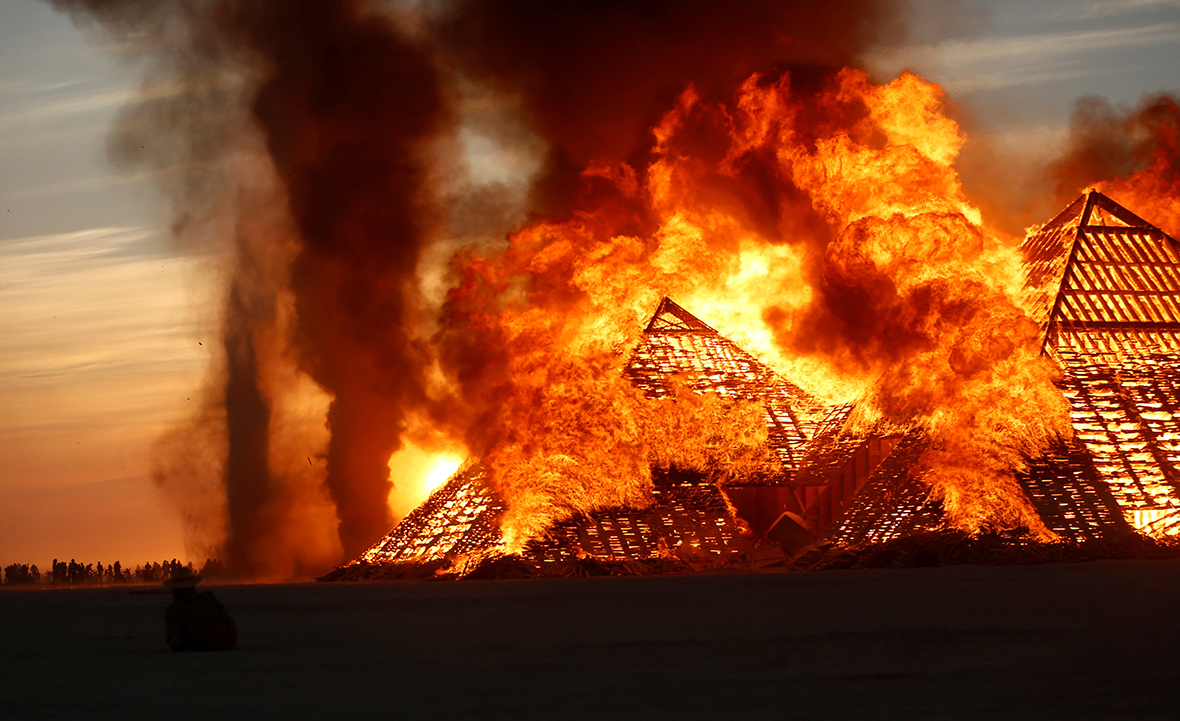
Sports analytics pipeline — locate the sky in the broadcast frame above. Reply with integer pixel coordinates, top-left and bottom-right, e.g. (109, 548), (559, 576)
(1, 0), (1178, 571)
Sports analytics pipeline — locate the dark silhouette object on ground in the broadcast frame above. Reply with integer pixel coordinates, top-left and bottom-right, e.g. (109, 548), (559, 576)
(163, 567), (237, 652)
(3, 563), (40, 584)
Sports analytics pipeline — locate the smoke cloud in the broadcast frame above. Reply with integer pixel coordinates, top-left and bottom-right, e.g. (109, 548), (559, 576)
(1049, 93), (1180, 237)
(57, 0), (1117, 572)
(433, 0), (905, 218)
(50, 0), (450, 575)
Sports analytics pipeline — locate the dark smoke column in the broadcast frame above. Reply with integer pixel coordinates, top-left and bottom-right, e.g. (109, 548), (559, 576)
(47, 0), (450, 568)
(232, 2), (448, 558)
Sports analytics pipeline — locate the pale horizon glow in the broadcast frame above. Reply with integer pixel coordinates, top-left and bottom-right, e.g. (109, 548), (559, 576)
(0, 225), (219, 568)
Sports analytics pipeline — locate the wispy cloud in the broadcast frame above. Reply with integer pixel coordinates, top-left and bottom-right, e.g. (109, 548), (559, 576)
(867, 22), (1180, 92)
(0, 73), (239, 136)
(0, 225), (220, 491)
(0, 225), (217, 388)
(0, 77), (88, 96)
(1069, 0), (1180, 20)
(0, 82), (134, 137)
(1, 226), (162, 262)
(7, 169), (158, 200)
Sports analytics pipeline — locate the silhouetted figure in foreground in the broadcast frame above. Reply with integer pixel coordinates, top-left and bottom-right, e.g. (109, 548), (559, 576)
(163, 567), (237, 652)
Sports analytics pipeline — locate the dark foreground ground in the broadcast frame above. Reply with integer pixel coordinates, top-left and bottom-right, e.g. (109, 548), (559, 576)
(3, 560), (1179, 720)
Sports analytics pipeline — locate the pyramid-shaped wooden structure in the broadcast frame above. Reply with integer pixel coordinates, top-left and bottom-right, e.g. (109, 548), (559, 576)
(337, 299), (828, 574)
(625, 297), (825, 471)
(1021, 190), (1180, 539)
(818, 191), (1180, 548)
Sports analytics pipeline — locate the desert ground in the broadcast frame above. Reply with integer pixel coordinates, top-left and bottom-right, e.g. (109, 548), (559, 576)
(3, 559), (1179, 719)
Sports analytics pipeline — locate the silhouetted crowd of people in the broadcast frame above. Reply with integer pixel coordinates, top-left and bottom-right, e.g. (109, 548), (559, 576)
(1, 558), (225, 585)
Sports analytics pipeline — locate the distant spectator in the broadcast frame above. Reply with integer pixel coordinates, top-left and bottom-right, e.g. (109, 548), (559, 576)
(199, 559), (226, 580)
(163, 567), (237, 652)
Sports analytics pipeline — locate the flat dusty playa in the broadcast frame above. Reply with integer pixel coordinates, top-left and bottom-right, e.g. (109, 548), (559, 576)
(4, 559), (1178, 719)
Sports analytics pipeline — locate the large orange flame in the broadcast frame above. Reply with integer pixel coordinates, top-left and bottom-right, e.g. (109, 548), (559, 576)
(440, 67), (1074, 547)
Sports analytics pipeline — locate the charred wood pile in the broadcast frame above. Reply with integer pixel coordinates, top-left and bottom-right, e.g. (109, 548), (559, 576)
(793, 529), (1175, 571)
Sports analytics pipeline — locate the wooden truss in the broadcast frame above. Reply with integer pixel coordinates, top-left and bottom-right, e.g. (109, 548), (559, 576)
(1025, 190), (1180, 538)
(822, 192), (1180, 546)
(625, 297), (825, 471)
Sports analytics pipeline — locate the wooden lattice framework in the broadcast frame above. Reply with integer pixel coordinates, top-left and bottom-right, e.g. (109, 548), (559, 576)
(818, 430), (942, 546)
(355, 465), (505, 565)
(344, 298), (819, 569)
(1022, 190), (1180, 539)
(624, 297), (825, 471)
(810, 192), (1180, 548)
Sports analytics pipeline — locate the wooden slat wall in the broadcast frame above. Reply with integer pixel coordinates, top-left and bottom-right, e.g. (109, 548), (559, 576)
(1058, 229), (1180, 330)
(526, 470), (751, 563)
(1021, 192), (1180, 541)
(1016, 438), (1135, 542)
(820, 432), (945, 546)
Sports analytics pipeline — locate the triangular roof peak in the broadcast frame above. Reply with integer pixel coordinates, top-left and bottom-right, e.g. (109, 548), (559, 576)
(644, 297), (718, 333)
(1041, 189), (1155, 232)
(1026, 190), (1180, 349)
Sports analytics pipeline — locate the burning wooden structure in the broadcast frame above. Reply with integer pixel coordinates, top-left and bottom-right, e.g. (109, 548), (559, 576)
(327, 192), (1180, 580)
(333, 298), (835, 578)
(1024, 191), (1180, 539)
(816, 191), (1180, 549)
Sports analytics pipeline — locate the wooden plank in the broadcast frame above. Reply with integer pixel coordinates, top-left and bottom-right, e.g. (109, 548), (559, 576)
(1056, 321), (1180, 332)
(1062, 288), (1180, 298)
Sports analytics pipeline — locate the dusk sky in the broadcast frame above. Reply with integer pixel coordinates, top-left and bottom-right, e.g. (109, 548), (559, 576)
(1, 0), (1178, 570)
